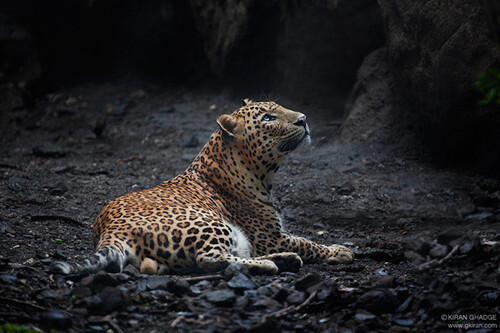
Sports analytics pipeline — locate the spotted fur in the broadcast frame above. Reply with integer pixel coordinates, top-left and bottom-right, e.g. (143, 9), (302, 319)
(51, 101), (354, 275)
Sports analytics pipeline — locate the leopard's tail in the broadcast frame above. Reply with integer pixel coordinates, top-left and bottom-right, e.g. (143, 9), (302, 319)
(49, 246), (126, 274)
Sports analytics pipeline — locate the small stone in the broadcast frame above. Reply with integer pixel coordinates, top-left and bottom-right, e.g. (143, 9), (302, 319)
(272, 288), (289, 302)
(254, 297), (281, 310)
(227, 273), (257, 290)
(65, 96), (78, 106)
(205, 289), (236, 306)
(437, 229), (463, 246)
(355, 311), (376, 321)
(294, 274), (323, 292)
(82, 295), (103, 312)
(392, 318), (414, 326)
(450, 236), (479, 254)
(465, 209), (494, 220)
(404, 250), (424, 264)
(306, 280), (337, 301)
(137, 276), (173, 291)
(0, 221), (16, 235)
(478, 290), (499, 306)
(80, 272), (119, 292)
(257, 286), (273, 297)
(190, 280), (212, 294)
(72, 286), (92, 299)
(42, 310), (72, 329)
(122, 264), (140, 276)
(49, 181), (67, 195)
(150, 290), (172, 301)
(0, 274), (18, 285)
(224, 262), (250, 280)
(100, 286), (127, 314)
(33, 142), (67, 158)
(372, 276), (395, 288)
(179, 135), (199, 148)
(429, 244), (448, 258)
(286, 291), (306, 305)
(457, 202), (476, 217)
(337, 184), (355, 195)
(357, 289), (399, 314)
(53, 249), (67, 260)
(235, 297), (249, 310)
(173, 279), (190, 296)
(40, 289), (60, 299)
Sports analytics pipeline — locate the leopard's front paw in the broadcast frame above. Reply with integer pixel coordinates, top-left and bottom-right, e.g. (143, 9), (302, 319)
(327, 244), (354, 263)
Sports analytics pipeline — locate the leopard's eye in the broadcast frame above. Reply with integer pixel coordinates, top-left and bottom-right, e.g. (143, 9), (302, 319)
(262, 114), (276, 122)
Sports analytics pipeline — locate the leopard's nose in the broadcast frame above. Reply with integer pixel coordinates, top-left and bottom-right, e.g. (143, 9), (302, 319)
(294, 115), (307, 127)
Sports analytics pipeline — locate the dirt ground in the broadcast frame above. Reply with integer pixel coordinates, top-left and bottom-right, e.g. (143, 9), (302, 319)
(0, 81), (499, 332)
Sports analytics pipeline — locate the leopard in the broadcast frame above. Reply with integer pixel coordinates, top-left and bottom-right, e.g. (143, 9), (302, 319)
(51, 100), (354, 275)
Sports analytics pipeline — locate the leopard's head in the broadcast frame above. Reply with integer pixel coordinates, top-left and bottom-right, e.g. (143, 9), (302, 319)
(216, 100), (310, 181)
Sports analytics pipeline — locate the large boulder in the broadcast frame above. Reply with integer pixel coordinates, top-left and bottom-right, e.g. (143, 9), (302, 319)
(343, 0), (500, 173)
(379, 0), (497, 126)
(340, 48), (410, 144)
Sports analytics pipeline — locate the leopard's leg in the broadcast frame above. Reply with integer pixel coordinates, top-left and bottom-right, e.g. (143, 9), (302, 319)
(253, 252), (303, 273)
(275, 232), (354, 264)
(196, 251), (279, 275)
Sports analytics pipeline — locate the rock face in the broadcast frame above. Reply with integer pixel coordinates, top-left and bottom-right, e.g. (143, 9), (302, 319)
(188, 0), (385, 106)
(340, 48), (410, 144)
(343, 0), (500, 173)
(379, 0), (497, 126)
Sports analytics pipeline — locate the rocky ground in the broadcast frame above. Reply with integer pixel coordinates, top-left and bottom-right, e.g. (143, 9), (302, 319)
(0, 81), (499, 332)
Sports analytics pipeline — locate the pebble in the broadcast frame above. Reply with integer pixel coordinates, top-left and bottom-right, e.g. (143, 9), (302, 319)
(173, 279), (190, 296)
(0, 274), (18, 285)
(257, 286), (273, 297)
(137, 276), (173, 291)
(286, 291), (306, 305)
(224, 262), (250, 280)
(293, 274), (322, 291)
(357, 289), (399, 314)
(0, 221), (16, 235)
(72, 286), (92, 299)
(465, 210), (493, 220)
(254, 297), (281, 310)
(122, 264), (140, 276)
(100, 286), (127, 313)
(82, 295), (103, 313)
(371, 276), (395, 288)
(392, 318), (414, 326)
(437, 229), (462, 246)
(337, 184), (355, 195)
(205, 289), (236, 306)
(33, 143), (67, 158)
(42, 310), (72, 329)
(190, 280), (212, 294)
(404, 250), (424, 264)
(354, 311), (376, 321)
(429, 244), (448, 258)
(272, 288), (289, 302)
(227, 272), (257, 290)
(80, 272), (119, 292)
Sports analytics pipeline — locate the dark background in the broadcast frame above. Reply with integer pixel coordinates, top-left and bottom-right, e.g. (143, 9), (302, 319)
(1, 0), (499, 175)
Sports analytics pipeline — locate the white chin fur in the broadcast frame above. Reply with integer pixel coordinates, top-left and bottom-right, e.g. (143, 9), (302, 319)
(296, 134), (311, 151)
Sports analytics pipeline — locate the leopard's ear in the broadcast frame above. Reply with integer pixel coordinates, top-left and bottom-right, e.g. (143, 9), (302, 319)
(217, 114), (241, 138)
(241, 98), (253, 106)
